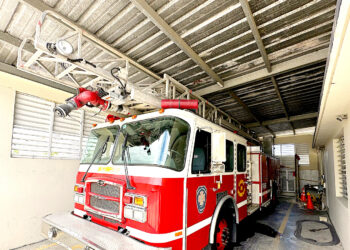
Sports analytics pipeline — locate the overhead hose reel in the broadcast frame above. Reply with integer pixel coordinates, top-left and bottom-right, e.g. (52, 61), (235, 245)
(54, 88), (111, 117)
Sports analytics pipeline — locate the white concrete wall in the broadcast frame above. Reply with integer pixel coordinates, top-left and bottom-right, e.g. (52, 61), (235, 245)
(323, 120), (350, 249)
(314, 2), (350, 248)
(0, 72), (79, 249)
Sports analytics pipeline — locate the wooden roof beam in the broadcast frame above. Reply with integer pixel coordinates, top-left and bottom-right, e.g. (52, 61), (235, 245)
(246, 112), (319, 128)
(229, 91), (259, 122)
(130, 0), (224, 87)
(271, 76), (295, 134)
(239, 0), (271, 72)
(194, 48), (328, 97)
(228, 91), (275, 136)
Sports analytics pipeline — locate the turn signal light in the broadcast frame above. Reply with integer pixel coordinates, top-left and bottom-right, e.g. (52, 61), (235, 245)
(120, 117), (125, 122)
(92, 124), (97, 127)
(74, 185), (84, 193)
(132, 115), (137, 119)
(159, 108), (164, 114)
(134, 197), (144, 206)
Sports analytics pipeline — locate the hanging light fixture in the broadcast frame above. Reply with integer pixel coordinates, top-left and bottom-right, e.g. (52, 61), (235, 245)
(55, 40), (74, 55)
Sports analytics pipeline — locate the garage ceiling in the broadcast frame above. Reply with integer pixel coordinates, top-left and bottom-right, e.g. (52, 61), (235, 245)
(0, 0), (337, 137)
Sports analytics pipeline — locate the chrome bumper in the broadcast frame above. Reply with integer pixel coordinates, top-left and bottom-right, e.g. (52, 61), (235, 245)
(42, 212), (170, 250)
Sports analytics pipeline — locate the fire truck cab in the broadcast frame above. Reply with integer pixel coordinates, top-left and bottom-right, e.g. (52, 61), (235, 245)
(42, 108), (279, 250)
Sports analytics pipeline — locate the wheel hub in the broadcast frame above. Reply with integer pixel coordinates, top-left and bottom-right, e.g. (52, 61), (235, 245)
(216, 218), (230, 250)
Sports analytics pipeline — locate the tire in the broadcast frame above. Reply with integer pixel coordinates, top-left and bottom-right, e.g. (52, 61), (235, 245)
(213, 207), (236, 250)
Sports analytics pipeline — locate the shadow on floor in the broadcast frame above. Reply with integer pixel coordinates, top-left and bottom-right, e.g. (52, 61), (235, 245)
(232, 198), (343, 250)
(233, 205), (279, 248)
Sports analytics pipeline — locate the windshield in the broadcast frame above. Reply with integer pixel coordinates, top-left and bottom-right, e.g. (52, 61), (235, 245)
(112, 117), (190, 171)
(81, 126), (119, 164)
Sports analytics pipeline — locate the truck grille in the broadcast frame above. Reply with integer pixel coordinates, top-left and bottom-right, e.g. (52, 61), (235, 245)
(90, 195), (120, 213)
(85, 179), (123, 220)
(90, 182), (120, 198)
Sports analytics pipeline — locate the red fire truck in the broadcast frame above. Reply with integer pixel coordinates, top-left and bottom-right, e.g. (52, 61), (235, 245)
(42, 108), (279, 250)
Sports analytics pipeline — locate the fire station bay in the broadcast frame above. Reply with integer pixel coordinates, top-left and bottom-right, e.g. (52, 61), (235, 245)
(1, 0), (350, 250)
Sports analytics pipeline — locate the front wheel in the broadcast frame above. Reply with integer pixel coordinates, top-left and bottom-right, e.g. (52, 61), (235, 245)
(214, 208), (236, 250)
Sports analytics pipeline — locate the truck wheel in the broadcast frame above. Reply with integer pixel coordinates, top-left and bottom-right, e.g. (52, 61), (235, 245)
(214, 208), (235, 250)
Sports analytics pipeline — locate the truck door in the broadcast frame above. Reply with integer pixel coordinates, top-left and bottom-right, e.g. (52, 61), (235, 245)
(236, 144), (247, 221)
(186, 129), (214, 250)
(185, 129), (231, 249)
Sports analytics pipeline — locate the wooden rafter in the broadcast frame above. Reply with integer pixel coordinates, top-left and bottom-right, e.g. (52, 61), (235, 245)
(228, 91), (275, 137)
(130, 0), (224, 87)
(271, 76), (295, 134)
(239, 0), (271, 72)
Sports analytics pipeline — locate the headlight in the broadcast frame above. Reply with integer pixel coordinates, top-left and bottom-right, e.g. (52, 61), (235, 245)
(74, 194), (85, 204)
(124, 206), (133, 218)
(124, 206), (147, 223)
(133, 209), (147, 222)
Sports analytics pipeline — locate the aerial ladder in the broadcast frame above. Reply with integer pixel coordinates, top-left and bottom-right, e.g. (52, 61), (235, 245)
(17, 10), (259, 144)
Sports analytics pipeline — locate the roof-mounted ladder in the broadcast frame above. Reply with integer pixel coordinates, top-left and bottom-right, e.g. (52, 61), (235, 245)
(17, 10), (259, 143)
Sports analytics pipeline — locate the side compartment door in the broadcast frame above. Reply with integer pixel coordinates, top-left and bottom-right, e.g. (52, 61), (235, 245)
(236, 144), (247, 221)
(261, 155), (270, 204)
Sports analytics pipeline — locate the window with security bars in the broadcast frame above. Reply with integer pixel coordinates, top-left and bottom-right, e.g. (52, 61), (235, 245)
(273, 144), (295, 167)
(273, 144), (310, 166)
(334, 136), (348, 199)
(11, 92), (105, 159)
(295, 144), (310, 165)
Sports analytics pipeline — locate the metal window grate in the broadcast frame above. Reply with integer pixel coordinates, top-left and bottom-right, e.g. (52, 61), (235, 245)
(273, 144), (296, 168)
(337, 136), (347, 199)
(295, 144), (310, 165)
(11, 92), (105, 159)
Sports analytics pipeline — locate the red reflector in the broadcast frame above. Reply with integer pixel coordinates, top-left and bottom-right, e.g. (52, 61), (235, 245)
(124, 196), (132, 204)
(77, 187), (84, 193)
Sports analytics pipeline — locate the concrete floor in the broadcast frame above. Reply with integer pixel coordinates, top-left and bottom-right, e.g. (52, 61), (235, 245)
(13, 198), (343, 250)
(235, 198), (342, 250)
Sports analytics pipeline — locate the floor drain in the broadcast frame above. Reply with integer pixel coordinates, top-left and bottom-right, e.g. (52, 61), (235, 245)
(295, 220), (340, 246)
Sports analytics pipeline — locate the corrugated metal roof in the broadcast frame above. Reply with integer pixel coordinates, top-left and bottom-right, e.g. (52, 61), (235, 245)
(205, 61), (325, 131)
(0, 0), (336, 136)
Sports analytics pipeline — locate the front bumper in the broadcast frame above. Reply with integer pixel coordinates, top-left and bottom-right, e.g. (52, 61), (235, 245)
(42, 212), (170, 250)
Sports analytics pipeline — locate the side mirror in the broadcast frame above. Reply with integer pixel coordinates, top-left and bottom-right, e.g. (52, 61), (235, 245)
(211, 132), (226, 162)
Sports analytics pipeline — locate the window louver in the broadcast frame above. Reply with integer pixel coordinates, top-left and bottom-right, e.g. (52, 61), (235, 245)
(295, 144), (310, 165)
(336, 136), (348, 199)
(273, 144), (295, 167)
(11, 92), (105, 159)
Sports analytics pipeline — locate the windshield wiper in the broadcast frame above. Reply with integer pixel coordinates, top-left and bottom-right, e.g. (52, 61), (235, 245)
(122, 134), (135, 190)
(81, 136), (110, 182)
